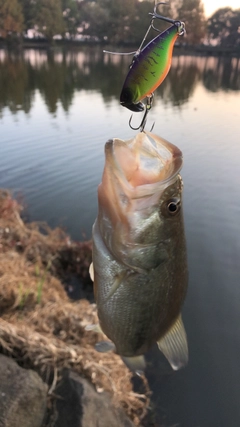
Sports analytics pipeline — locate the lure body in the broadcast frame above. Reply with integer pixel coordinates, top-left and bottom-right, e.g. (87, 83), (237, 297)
(120, 23), (183, 112)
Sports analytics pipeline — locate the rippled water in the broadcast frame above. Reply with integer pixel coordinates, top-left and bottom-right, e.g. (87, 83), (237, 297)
(0, 48), (240, 426)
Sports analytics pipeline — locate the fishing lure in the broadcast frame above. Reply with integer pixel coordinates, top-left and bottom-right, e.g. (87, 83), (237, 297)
(120, 2), (185, 131)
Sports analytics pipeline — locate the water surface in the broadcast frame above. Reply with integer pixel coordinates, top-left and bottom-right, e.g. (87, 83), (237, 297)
(0, 48), (240, 427)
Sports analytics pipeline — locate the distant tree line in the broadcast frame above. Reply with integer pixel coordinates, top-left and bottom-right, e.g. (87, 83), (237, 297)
(207, 7), (240, 47)
(0, 0), (239, 46)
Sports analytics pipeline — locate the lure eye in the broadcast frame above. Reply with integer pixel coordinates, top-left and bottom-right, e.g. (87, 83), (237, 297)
(167, 198), (181, 216)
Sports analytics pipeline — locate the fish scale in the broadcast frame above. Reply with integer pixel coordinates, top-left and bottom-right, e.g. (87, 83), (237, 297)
(94, 229), (187, 356)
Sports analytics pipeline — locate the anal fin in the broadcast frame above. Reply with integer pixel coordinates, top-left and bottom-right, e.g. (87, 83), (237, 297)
(157, 314), (188, 370)
(121, 355), (146, 375)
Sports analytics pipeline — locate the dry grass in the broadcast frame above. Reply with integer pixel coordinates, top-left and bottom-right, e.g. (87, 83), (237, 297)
(0, 190), (150, 425)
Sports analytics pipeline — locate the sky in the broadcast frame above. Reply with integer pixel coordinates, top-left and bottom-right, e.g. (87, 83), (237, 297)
(202, 0), (239, 17)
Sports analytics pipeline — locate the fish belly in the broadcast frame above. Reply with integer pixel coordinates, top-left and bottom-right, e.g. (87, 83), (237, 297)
(92, 219), (188, 357)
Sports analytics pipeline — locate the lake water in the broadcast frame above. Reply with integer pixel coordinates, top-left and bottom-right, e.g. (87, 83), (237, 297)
(0, 47), (240, 426)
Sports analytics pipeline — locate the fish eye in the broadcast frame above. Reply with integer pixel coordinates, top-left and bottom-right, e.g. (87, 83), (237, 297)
(167, 198), (181, 215)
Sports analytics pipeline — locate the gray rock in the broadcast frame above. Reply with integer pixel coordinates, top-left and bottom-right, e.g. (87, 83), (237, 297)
(54, 369), (134, 427)
(0, 354), (48, 427)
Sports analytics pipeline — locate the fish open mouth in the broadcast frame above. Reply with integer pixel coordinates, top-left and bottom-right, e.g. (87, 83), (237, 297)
(107, 131), (182, 192)
(98, 132), (183, 229)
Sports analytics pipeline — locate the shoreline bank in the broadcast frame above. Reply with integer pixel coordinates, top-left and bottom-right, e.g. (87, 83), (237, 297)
(0, 189), (150, 426)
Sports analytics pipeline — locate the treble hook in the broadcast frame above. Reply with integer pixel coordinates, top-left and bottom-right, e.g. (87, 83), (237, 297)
(129, 94), (154, 132)
(120, 1), (185, 132)
(149, 2), (183, 33)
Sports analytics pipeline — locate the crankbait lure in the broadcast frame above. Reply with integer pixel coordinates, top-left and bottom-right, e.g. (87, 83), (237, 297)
(119, 2), (185, 131)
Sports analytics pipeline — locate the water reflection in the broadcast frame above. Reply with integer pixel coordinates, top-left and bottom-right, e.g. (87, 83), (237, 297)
(202, 56), (240, 92)
(158, 56), (202, 106)
(0, 49), (239, 116)
(0, 53), (33, 115)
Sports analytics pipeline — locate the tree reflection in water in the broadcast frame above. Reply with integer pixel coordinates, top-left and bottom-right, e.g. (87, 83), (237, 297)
(0, 48), (239, 117)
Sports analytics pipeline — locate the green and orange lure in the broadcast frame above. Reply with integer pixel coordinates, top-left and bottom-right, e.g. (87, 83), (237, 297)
(119, 3), (185, 131)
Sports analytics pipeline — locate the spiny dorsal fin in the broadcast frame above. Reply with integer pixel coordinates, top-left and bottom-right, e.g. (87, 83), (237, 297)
(157, 314), (188, 370)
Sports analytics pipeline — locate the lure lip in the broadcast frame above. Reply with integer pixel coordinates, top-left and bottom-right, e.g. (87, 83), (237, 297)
(120, 101), (144, 112)
(120, 86), (145, 112)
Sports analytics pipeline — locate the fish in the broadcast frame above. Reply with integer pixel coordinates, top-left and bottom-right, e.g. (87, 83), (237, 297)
(89, 131), (188, 373)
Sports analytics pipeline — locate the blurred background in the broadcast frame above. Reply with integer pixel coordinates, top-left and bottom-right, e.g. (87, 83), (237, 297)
(0, 1), (240, 426)
(0, 0), (240, 48)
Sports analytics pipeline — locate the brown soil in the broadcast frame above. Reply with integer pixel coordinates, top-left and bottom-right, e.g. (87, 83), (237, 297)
(0, 190), (150, 425)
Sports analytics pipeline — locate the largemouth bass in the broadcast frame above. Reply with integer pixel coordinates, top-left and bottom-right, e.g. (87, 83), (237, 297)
(89, 131), (188, 373)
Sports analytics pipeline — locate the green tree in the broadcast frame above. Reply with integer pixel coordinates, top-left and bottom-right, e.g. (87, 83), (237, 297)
(61, 0), (80, 38)
(130, 1), (154, 45)
(207, 7), (240, 47)
(171, 0), (206, 44)
(0, 0), (24, 38)
(81, 1), (109, 41)
(36, 0), (65, 40)
(18, 0), (38, 34)
(81, 0), (137, 43)
(81, 0), (207, 45)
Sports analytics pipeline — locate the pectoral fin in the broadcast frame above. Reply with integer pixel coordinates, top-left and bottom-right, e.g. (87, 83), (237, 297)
(157, 314), (188, 370)
(104, 271), (127, 302)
